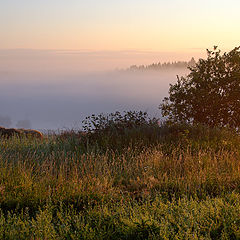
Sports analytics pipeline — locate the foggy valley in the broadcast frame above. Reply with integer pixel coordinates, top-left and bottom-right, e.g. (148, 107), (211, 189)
(0, 50), (190, 130)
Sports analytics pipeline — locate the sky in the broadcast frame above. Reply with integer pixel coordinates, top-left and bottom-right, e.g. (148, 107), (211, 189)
(1, 0), (240, 52)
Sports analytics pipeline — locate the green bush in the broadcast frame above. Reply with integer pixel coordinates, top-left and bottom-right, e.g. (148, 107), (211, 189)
(82, 111), (160, 151)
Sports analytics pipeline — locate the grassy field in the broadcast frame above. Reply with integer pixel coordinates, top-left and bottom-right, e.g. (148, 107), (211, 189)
(1, 112), (240, 239)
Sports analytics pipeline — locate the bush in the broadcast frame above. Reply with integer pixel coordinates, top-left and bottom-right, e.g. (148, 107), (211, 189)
(82, 111), (160, 150)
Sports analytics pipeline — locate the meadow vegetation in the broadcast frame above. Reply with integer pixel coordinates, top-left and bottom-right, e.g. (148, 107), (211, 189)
(1, 111), (240, 239)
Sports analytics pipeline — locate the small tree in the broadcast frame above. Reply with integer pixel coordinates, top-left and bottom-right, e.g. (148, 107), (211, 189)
(160, 46), (240, 129)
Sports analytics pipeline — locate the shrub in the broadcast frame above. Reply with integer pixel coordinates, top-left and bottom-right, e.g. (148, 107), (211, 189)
(82, 111), (160, 150)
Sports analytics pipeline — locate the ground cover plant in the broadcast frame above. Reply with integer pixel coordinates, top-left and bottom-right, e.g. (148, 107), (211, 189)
(1, 111), (240, 239)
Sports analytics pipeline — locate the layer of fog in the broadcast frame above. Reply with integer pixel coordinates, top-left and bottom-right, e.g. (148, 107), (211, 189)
(0, 50), (191, 130)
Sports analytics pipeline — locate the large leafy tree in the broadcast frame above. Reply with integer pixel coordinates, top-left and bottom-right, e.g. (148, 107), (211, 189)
(160, 46), (240, 129)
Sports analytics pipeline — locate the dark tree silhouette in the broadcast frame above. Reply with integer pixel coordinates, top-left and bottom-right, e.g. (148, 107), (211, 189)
(160, 46), (240, 129)
(126, 59), (196, 72)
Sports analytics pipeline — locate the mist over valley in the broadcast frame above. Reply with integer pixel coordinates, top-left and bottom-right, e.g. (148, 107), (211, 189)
(0, 50), (191, 130)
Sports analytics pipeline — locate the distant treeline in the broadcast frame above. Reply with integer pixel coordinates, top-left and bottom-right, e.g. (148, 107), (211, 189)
(124, 57), (196, 72)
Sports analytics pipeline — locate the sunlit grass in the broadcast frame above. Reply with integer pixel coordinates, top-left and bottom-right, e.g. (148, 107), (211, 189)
(1, 122), (240, 238)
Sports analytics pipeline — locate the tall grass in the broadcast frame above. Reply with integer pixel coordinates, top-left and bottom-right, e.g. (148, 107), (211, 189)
(1, 112), (240, 238)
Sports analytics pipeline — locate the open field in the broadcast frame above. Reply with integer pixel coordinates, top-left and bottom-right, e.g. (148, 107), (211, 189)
(1, 122), (240, 239)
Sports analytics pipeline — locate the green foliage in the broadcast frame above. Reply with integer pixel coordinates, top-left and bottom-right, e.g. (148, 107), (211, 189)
(2, 116), (240, 238)
(1, 195), (240, 239)
(160, 46), (240, 129)
(82, 111), (160, 151)
(82, 111), (158, 133)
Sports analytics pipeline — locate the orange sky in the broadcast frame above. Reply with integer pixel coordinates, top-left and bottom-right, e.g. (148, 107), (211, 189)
(1, 0), (239, 53)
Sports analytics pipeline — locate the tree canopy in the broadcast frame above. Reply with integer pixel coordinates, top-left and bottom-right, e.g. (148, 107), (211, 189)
(160, 46), (240, 129)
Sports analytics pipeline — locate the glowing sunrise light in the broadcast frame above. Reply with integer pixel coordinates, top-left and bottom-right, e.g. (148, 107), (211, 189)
(1, 0), (239, 52)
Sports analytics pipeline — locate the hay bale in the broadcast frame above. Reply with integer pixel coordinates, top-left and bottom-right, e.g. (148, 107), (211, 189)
(18, 129), (43, 139)
(0, 126), (21, 138)
(0, 126), (43, 139)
